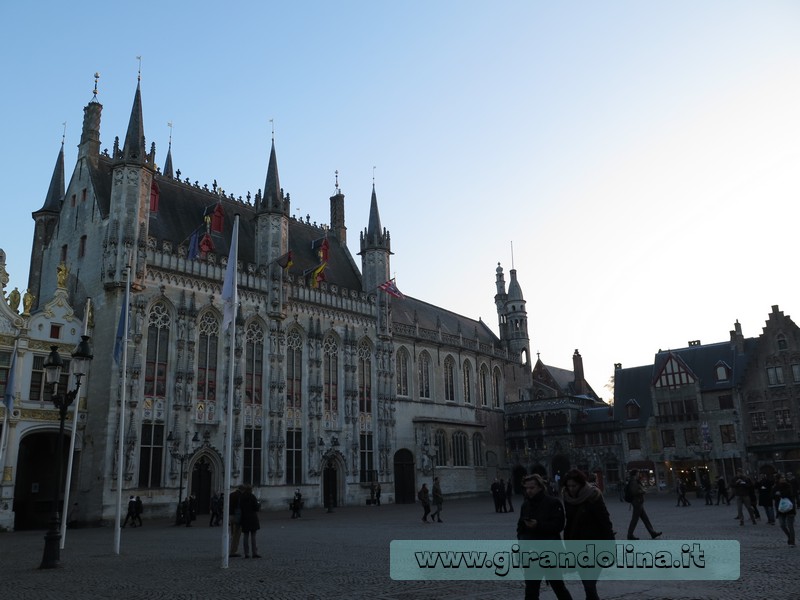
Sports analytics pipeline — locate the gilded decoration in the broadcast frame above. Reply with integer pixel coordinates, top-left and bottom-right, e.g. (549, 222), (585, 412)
(3, 466), (11, 482)
(18, 408), (75, 422)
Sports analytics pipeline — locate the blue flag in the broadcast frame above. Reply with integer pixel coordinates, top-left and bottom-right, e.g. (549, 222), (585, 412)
(3, 348), (16, 412)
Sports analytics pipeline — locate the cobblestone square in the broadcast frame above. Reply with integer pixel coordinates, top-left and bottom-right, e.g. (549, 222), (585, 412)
(1, 492), (798, 599)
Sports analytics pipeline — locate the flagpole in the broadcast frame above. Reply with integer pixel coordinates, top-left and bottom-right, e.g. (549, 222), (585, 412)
(59, 299), (92, 549)
(221, 214), (239, 568)
(114, 265), (131, 554)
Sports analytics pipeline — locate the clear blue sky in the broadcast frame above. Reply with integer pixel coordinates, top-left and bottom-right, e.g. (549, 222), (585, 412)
(2, 1), (799, 398)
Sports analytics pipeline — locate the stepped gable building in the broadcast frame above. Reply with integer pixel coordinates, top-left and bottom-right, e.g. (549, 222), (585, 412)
(613, 306), (800, 495)
(0, 76), (531, 529)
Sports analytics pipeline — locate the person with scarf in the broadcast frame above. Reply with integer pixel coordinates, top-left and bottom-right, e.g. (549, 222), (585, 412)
(562, 469), (614, 600)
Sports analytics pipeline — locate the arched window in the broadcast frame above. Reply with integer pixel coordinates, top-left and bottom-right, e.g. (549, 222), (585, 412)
(493, 367), (502, 408)
(358, 340), (372, 413)
(463, 361), (472, 404)
(245, 322), (264, 406)
(434, 429), (447, 467)
(444, 356), (456, 402)
(480, 364), (490, 407)
(625, 400), (640, 420)
(285, 327), (303, 485)
(452, 431), (468, 466)
(150, 180), (160, 212)
(418, 351), (431, 399)
(197, 313), (219, 404)
(323, 335), (339, 416)
(396, 348), (409, 397)
(140, 301), (170, 489)
(472, 433), (484, 467)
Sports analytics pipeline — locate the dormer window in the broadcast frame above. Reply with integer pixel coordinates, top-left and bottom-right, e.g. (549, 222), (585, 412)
(715, 362), (731, 382)
(210, 203), (224, 233)
(625, 399), (640, 420)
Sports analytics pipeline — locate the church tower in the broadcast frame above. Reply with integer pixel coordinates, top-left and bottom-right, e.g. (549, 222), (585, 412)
(495, 263), (531, 366)
(103, 78), (156, 291)
(254, 138), (289, 268)
(359, 184), (391, 295)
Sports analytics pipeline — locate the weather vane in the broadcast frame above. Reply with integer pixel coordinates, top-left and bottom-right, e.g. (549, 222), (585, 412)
(136, 55), (142, 80)
(93, 72), (100, 98)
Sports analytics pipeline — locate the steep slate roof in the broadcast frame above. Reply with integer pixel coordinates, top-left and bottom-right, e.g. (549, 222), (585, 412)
(613, 364), (654, 426)
(652, 339), (756, 391)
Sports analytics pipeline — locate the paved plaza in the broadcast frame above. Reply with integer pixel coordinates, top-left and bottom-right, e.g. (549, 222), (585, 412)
(1, 491), (798, 599)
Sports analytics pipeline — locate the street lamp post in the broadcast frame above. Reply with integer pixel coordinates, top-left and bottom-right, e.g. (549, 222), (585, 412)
(168, 430), (199, 525)
(40, 336), (93, 569)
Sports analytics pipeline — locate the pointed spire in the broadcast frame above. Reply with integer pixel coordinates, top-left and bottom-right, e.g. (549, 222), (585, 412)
(507, 268), (524, 302)
(37, 142), (65, 213)
(163, 122), (174, 177)
(366, 183), (382, 239)
(122, 80), (145, 163)
(261, 138), (282, 211)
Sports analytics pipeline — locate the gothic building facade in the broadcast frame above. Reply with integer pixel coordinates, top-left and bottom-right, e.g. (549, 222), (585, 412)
(0, 78), (530, 529)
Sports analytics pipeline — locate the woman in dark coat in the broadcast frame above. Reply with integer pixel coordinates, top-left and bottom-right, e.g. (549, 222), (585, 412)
(239, 485), (261, 558)
(562, 469), (615, 600)
(774, 474), (796, 547)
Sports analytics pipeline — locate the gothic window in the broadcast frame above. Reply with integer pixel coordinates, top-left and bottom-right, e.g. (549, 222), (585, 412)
(144, 302), (171, 398)
(243, 427), (262, 486)
(452, 431), (468, 466)
(150, 181), (160, 212)
(78, 235), (87, 259)
(444, 356), (456, 402)
(493, 367), (502, 408)
(480, 364), (489, 407)
(434, 429), (447, 467)
(418, 351), (431, 399)
(767, 366), (785, 386)
(359, 433), (374, 483)
(463, 361), (472, 404)
(323, 335), (338, 414)
(358, 340), (372, 413)
(286, 328), (303, 409)
(60, 245), (67, 263)
(138, 422), (164, 489)
(0, 351), (11, 400)
(775, 409), (792, 430)
(655, 356), (695, 389)
(793, 364), (800, 383)
(750, 411), (768, 432)
(472, 433), (484, 467)
(197, 313), (219, 402)
(286, 429), (302, 485)
(396, 348), (409, 397)
(245, 322), (264, 406)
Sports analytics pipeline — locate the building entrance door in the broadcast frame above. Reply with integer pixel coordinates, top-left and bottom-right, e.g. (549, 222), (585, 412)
(14, 431), (70, 530)
(393, 449), (416, 503)
(191, 457), (213, 514)
(323, 459), (338, 508)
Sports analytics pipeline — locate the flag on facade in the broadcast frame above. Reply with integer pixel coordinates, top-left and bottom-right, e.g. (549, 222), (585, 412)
(3, 348), (16, 412)
(311, 262), (326, 288)
(221, 216), (239, 331)
(378, 279), (404, 299)
(276, 251), (293, 269)
(113, 298), (129, 365)
(188, 231), (200, 260)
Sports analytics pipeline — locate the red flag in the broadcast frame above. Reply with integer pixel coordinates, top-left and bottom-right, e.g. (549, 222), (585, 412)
(378, 279), (404, 299)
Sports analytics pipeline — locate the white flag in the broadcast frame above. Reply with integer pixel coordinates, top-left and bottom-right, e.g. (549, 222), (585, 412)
(221, 215), (239, 332)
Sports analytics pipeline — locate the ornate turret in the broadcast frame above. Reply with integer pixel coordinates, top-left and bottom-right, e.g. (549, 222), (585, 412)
(329, 171), (346, 244)
(359, 184), (392, 294)
(254, 138), (289, 268)
(495, 263), (530, 366)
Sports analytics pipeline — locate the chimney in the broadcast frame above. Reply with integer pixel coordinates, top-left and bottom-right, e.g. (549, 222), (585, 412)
(572, 349), (585, 395)
(730, 320), (744, 354)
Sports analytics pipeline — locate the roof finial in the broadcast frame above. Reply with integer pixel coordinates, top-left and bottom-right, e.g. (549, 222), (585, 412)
(61, 122), (67, 146)
(167, 121), (173, 147)
(269, 118), (274, 141)
(334, 170), (340, 194)
(511, 240), (515, 269)
(92, 72), (100, 99)
(136, 55), (142, 81)
(372, 165), (376, 187)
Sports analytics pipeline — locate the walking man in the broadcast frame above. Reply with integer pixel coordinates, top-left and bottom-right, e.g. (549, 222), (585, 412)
(430, 477), (444, 523)
(418, 483), (431, 523)
(732, 470), (757, 526)
(626, 470), (663, 540)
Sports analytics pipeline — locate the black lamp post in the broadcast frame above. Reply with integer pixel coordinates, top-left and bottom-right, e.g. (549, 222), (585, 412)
(168, 430), (199, 525)
(40, 335), (93, 569)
